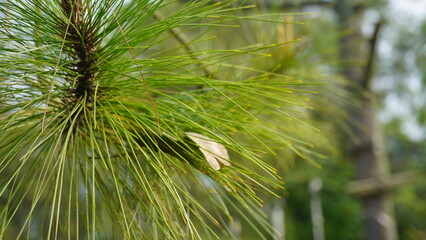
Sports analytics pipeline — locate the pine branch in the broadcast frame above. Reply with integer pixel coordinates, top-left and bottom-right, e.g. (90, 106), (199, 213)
(61, 0), (100, 102)
(0, 1), (321, 239)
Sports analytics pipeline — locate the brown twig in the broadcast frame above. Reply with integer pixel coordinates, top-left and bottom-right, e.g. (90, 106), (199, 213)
(111, 10), (161, 132)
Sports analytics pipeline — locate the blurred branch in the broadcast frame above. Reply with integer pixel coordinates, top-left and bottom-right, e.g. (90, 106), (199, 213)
(362, 18), (385, 88)
(153, 11), (213, 79)
(347, 171), (416, 197)
(276, 1), (334, 9)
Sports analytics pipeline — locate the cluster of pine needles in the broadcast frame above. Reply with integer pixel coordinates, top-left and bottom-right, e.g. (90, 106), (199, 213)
(0, 0), (321, 239)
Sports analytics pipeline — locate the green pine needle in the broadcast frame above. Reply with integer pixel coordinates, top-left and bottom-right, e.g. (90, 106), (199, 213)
(0, 0), (325, 239)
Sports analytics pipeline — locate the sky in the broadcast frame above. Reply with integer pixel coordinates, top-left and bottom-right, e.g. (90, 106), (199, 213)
(389, 0), (426, 19)
(378, 0), (426, 141)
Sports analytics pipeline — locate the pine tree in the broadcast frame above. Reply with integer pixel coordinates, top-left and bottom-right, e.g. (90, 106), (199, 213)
(0, 0), (319, 238)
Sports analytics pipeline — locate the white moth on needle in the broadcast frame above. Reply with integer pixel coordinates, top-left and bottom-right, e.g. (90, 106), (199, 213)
(185, 132), (231, 170)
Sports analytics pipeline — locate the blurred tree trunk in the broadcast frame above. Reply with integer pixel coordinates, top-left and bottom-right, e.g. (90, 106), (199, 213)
(231, 1), (401, 239)
(334, 0), (397, 240)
